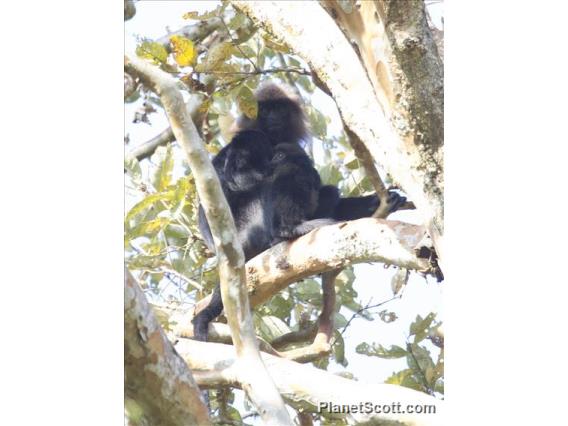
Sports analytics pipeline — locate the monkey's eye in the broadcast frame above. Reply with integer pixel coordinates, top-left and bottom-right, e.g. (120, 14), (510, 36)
(272, 152), (285, 162)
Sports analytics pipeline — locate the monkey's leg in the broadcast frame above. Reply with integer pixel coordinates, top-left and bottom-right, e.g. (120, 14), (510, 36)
(191, 285), (223, 342)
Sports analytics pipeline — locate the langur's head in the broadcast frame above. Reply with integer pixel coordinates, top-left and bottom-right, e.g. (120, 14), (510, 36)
(237, 82), (308, 145)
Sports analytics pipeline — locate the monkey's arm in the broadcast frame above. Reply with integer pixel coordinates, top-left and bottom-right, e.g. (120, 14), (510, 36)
(332, 191), (406, 221)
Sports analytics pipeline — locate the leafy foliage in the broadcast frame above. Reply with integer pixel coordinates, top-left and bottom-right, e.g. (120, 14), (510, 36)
(125, 2), (443, 420)
(356, 313), (444, 396)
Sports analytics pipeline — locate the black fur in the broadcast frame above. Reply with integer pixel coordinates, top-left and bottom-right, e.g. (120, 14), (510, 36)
(192, 82), (406, 341)
(193, 130), (274, 341)
(270, 143), (336, 244)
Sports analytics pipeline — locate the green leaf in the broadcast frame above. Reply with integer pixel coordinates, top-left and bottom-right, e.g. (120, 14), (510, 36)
(385, 369), (423, 392)
(406, 344), (435, 380)
(306, 106), (328, 139)
(195, 41), (235, 72)
(378, 309), (398, 323)
(169, 35), (196, 67)
(317, 163), (342, 186)
(232, 44), (256, 59)
(264, 294), (294, 321)
(343, 152), (360, 170)
(356, 342), (407, 359)
(236, 85), (258, 119)
(125, 191), (174, 224)
(218, 113), (236, 143)
(126, 255), (169, 270)
(385, 369), (413, 386)
(333, 332), (347, 366)
(170, 178), (190, 218)
(228, 12), (246, 30)
(136, 40), (168, 64)
(152, 145), (174, 192)
(295, 279), (321, 303)
(355, 343), (407, 359)
(334, 312), (348, 329)
(262, 35), (291, 54)
(125, 217), (170, 241)
(257, 315), (291, 341)
(409, 313), (436, 343)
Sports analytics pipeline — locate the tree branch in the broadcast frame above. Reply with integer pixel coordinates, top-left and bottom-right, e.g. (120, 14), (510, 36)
(126, 94), (206, 162)
(179, 218), (433, 339)
(176, 338), (441, 426)
(124, 54), (293, 426)
(125, 269), (211, 425)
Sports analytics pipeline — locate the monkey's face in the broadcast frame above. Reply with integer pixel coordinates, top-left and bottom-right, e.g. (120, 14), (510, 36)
(225, 131), (273, 191)
(257, 99), (305, 144)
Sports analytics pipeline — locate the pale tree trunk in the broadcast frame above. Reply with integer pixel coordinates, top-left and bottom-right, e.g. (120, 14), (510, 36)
(231, 0), (444, 265)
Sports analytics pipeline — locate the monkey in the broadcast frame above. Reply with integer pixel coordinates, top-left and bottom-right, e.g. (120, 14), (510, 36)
(193, 129), (275, 341)
(269, 143), (337, 243)
(192, 82), (406, 341)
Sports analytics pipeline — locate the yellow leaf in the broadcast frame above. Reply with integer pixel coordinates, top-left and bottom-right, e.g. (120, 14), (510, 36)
(169, 35), (196, 67)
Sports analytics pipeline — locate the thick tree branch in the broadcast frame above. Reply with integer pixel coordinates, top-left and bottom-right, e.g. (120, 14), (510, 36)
(179, 218), (432, 339)
(231, 0), (444, 266)
(125, 54), (292, 425)
(176, 338), (441, 426)
(125, 269), (211, 426)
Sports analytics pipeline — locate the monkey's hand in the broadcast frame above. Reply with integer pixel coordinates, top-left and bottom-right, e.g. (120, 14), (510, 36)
(385, 191), (407, 214)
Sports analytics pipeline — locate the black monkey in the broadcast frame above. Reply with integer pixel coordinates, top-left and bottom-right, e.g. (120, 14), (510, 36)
(270, 143), (337, 243)
(200, 129), (274, 260)
(241, 83), (406, 219)
(193, 129), (275, 341)
(192, 82), (406, 341)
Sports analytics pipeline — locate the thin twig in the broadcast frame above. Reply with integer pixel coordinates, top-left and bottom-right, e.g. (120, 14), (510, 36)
(340, 296), (400, 336)
(219, 15), (259, 72)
